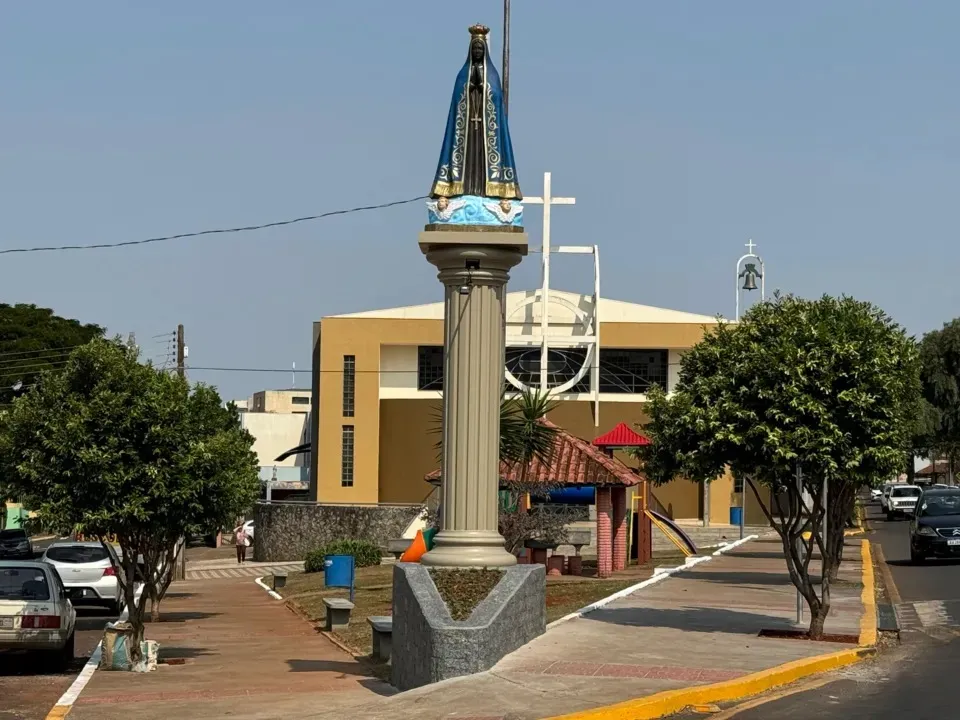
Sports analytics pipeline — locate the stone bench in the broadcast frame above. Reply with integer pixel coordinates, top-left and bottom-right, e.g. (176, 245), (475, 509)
(367, 615), (393, 662)
(323, 598), (355, 632)
(387, 539), (410, 560)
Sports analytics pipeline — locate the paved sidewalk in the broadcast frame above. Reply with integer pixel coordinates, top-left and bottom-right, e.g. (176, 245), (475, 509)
(304, 538), (867, 720)
(186, 560), (304, 579)
(67, 576), (394, 720)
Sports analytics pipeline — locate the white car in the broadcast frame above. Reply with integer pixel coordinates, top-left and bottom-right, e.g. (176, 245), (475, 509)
(42, 542), (123, 615)
(880, 483), (897, 512)
(0, 560), (76, 669)
(242, 520), (254, 541)
(886, 485), (922, 520)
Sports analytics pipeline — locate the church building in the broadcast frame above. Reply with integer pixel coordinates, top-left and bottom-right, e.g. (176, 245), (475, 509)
(307, 287), (767, 528)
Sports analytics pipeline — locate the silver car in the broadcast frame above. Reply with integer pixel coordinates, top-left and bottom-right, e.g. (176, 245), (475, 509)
(0, 560), (77, 669)
(42, 542), (123, 615)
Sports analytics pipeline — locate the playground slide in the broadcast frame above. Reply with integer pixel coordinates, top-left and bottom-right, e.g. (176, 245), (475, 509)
(646, 509), (699, 556)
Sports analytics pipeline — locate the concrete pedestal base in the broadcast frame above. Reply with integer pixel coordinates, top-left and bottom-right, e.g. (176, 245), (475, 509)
(391, 562), (546, 691)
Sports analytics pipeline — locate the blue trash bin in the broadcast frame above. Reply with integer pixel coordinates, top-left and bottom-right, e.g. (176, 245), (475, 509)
(729, 507), (743, 526)
(323, 554), (355, 592)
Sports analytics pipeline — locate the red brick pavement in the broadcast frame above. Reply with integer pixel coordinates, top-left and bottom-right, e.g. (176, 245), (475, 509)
(68, 577), (393, 718)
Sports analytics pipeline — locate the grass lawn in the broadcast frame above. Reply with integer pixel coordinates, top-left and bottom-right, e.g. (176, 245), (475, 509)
(269, 559), (672, 660)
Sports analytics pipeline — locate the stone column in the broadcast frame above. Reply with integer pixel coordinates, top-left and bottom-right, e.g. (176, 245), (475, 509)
(419, 238), (525, 568)
(596, 486), (613, 578)
(612, 487), (627, 572)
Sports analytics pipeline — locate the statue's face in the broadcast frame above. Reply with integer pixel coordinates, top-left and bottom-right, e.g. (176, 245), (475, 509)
(500, 199), (512, 213)
(437, 197), (449, 211)
(471, 39), (484, 62)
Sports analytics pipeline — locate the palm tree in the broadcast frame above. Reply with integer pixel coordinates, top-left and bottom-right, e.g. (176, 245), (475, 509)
(431, 387), (560, 466)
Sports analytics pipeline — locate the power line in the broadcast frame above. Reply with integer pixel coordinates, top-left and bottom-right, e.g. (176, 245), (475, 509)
(0, 196), (427, 256)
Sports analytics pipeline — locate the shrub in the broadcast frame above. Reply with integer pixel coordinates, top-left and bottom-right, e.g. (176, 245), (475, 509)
(303, 539), (382, 573)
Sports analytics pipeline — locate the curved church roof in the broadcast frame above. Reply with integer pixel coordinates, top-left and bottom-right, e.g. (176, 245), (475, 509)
(327, 289), (722, 324)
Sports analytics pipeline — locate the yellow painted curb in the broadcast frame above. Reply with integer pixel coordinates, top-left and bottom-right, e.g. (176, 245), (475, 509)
(544, 648), (875, 720)
(545, 540), (880, 720)
(859, 540), (877, 647)
(44, 705), (71, 719)
(801, 528), (863, 540)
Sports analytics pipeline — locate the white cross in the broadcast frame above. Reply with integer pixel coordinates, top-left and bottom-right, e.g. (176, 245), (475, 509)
(745, 238), (757, 255)
(524, 172), (575, 391)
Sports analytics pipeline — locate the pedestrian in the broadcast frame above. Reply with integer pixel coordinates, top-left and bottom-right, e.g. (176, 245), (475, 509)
(234, 524), (250, 564)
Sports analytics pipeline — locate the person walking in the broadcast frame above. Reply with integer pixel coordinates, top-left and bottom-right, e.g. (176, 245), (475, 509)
(234, 524), (250, 564)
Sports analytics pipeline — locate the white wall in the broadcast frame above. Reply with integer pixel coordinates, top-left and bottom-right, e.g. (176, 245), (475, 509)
(241, 412), (309, 468)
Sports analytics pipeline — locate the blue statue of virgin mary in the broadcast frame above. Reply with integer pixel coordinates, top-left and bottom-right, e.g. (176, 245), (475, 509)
(429, 24), (522, 224)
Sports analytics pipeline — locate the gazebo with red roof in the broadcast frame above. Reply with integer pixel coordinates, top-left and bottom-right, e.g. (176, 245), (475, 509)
(425, 421), (644, 578)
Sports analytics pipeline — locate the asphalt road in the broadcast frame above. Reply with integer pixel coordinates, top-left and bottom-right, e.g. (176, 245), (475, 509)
(729, 500), (960, 719)
(2, 538), (117, 720)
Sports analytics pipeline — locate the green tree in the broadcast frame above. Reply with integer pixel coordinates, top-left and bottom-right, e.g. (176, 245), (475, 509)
(0, 339), (259, 660)
(639, 295), (920, 639)
(917, 320), (960, 483)
(0, 304), (103, 403)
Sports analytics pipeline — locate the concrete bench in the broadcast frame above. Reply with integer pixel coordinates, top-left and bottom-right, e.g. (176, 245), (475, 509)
(323, 598), (355, 632)
(367, 615), (393, 662)
(387, 539), (410, 560)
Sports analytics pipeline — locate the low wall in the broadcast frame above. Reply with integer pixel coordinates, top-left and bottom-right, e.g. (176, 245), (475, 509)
(253, 501), (425, 562)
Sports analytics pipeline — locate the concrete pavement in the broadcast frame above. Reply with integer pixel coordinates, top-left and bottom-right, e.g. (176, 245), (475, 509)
(53, 537), (871, 720)
(712, 500), (960, 719)
(305, 538), (867, 720)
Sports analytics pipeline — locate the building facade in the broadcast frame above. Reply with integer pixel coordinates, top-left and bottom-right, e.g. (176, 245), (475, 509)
(309, 290), (764, 525)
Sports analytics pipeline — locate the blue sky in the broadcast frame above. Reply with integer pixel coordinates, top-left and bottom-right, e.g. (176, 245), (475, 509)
(2, 1), (958, 400)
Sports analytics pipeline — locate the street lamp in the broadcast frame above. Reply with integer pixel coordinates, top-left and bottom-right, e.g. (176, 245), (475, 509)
(735, 239), (765, 321)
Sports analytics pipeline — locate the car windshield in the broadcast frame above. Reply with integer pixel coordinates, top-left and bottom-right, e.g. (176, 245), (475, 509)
(0, 530), (27, 541)
(891, 487), (921, 497)
(0, 567), (50, 601)
(920, 493), (960, 517)
(45, 546), (109, 564)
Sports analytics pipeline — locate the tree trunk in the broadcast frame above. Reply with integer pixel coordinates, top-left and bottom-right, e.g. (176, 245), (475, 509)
(809, 609), (827, 640)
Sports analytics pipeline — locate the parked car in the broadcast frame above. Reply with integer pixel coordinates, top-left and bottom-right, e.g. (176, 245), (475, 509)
(910, 488), (960, 563)
(879, 483), (897, 512)
(886, 485), (922, 520)
(0, 560), (76, 668)
(870, 488), (883, 499)
(242, 520), (254, 541)
(0, 529), (33, 560)
(42, 542), (123, 615)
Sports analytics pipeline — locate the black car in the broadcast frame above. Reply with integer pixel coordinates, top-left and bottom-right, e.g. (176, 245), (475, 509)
(0, 528), (33, 559)
(910, 488), (960, 563)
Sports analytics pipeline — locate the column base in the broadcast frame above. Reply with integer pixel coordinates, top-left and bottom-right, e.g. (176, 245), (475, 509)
(421, 530), (518, 568)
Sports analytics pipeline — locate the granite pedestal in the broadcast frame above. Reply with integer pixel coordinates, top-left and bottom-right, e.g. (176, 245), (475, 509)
(391, 563), (546, 691)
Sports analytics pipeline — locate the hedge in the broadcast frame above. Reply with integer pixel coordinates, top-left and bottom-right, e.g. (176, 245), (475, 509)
(303, 539), (382, 573)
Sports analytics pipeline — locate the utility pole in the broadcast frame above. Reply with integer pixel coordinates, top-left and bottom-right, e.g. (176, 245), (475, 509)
(176, 324), (185, 379)
(173, 323), (187, 580)
(502, 0), (511, 114)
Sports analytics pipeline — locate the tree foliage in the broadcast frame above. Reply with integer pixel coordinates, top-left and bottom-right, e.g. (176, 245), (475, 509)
(639, 294), (920, 638)
(916, 320), (960, 480)
(0, 304), (103, 403)
(0, 339), (259, 658)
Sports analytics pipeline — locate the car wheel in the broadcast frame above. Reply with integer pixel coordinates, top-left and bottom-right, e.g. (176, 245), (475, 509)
(107, 599), (122, 616)
(50, 632), (75, 672)
(886, 510), (893, 521)
(911, 547), (925, 565)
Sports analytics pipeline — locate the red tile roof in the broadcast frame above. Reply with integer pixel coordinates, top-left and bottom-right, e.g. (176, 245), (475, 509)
(917, 460), (951, 477)
(592, 422), (651, 448)
(424, 420), (642, 488)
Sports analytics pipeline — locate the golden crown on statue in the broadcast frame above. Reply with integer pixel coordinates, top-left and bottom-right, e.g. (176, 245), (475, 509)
(469, 24), (490, 39)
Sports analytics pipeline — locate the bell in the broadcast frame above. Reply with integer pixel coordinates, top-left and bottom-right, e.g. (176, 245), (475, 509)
(741, 272), (758, 291)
